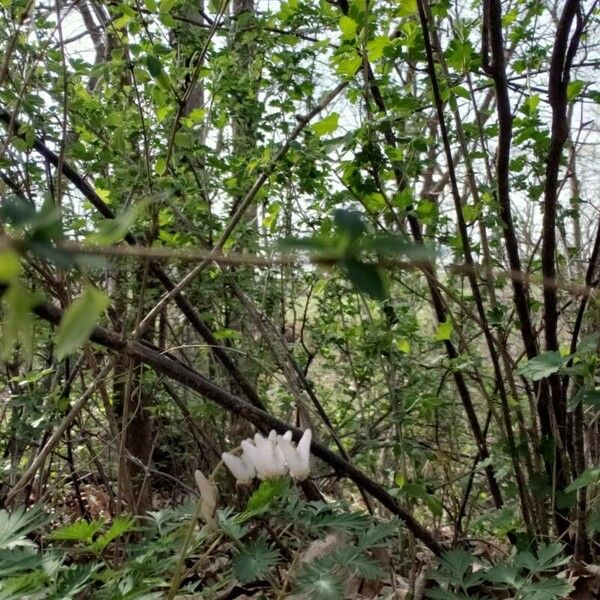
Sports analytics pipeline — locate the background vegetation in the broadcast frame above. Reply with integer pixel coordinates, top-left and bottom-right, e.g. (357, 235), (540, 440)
(1, 0), (600, 597)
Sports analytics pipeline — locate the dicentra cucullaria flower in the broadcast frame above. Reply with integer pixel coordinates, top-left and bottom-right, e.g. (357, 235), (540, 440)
(221, 429), (312, 483)
(221, 451), (255, 484)
(194, 469), (219, 530)
(277, 428), (311, 480)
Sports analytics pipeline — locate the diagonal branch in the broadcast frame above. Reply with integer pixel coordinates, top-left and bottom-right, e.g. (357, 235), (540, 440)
(20, 296), (445, 556)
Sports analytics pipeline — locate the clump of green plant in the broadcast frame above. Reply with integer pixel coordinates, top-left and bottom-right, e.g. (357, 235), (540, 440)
(0, 477), (401, 599)
(426, 543), (573, 600)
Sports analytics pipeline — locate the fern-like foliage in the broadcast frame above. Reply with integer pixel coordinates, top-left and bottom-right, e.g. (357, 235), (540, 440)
(0, 505), (48, 550)
(231, 539), (281, 584)
(427, 543), (573, 600)
(295, 562), (344, 600)
(286, 499), (373, 534)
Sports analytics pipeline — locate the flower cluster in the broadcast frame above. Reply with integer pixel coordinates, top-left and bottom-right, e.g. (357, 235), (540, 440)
(221, 429), (312, 483)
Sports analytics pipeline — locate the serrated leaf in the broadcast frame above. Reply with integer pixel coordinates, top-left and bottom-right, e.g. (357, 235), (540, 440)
(567, 79), (585, 102)
(519, 577), (573, 600)
(312, 113), (339, 137)
(399, 0), (417, 16)
(534, 542), (570, 571)
(426, 494), (443, 518)
(50, 519), (104, 545)
(232, 539), (281, 584)
(50, 564), (94, 598)
(0, 506), (49, 550)
(336, 54), (361, 78)
(217, 507), (248, 540)
(90, 516), (135, 553)
(438, 549), (473, 581)
(517, 351), (569, 381)
(344, 259), (387, 301)
(367, 36), (390, 61)
(356, 520), (399, 551)
(434, 320), (452, 341)
(146, 54), (162, 77)
(295, 562), (344, 600)
(55, 286), (109, 360)
(245, 478), (289, 516)
(332, 547), (383, 580)
(339, 16), (357, 39)
(565, 468), (600, 493)
(0, 548), (41, 577)
(299, 505), (371, 533)
(485, 564), (519, 586)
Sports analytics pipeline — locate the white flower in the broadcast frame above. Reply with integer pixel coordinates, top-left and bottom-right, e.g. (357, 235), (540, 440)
(241, 431), (288, 479)
(194, 469), (219, 530)
(221, 451), (255, 484)
(277, 429), (312, 480)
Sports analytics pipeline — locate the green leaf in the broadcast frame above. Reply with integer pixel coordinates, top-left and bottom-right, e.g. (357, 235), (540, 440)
(344, 259), (387, 301)
(114, 13), (132, 29)
(334, 209), (366, 240)
(355, 520), (400, 551)
(565, 468), (600, 493)
(434, 320), (452, 341)
(0, 548), (41, 577)
(146, 54), (162, 77)
(0, 282), (38, 361)
(336, 54), (361, 78)
(232, 539), (281, 584)
(567, 79), (585, 102)
(50, 519), (104, 545)
(339, 16), (358, 39)
(399, 0), (417, 16)
(312, 113), (340, 137)
(263, 202), (281, 232)
(517, 351), (569, 381)
(568, 387), (600, 412)
(534, 543), (570, 571)
(87, 200), (147, 245)
(367, 36), (391, 62)
(446, 38), (475, 73)
(297, 505), (371, 533)
(519, 577), (573, 600)
(333, 547), (384, 579)
(155, 156), (167, 175)
(426, 494), (443, 518)
(295, 562), (344, 600)
(0, 506), (49, 550)
(462, 204), (479, 223)
(54, 286), (109, 360)
(90, 516), (135, 553)
(217, 508), (249, 540)
(245, 478), (289, 516)
(438, 548), (473, 581)
(0, 250), (21, 282)
(395, 338), (410, 353)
